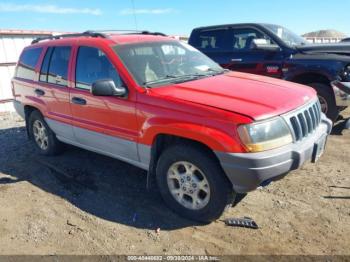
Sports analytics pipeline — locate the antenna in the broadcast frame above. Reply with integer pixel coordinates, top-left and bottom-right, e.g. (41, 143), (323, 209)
(131, 0), (138, 30)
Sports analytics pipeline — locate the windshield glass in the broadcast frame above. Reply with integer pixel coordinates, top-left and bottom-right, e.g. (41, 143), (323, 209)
(263, 24), (308, 47)
(113, 41), (224, 87)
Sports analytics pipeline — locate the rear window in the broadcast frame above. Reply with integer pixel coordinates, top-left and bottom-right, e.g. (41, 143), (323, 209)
(191, 29), (228, 52)
(15, 48), (43, 80)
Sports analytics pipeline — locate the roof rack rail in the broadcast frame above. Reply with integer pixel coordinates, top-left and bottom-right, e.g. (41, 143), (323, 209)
(140, 31), (167, 36)
(84, 30), (167, 36)
(31, 30), (167, 44)
(31, 31), (107, 44)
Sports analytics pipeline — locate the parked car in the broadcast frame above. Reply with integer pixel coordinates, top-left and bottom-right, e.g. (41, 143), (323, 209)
(12, 31), (332, 222)
(188, 23), (350, 121)
(341, 38), (350, 43)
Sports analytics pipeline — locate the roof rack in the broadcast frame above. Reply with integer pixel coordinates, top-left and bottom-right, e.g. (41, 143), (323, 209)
(31, 31), (107, 44)
(85, 30), (167, 36)
(31, 30), (167, 44)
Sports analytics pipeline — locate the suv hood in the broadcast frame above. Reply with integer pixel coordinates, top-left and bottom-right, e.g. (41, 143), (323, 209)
(150, 72), (316, 120)
(296, 43), (350, 56)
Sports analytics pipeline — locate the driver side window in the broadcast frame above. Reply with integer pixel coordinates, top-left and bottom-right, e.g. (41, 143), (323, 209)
(75, 46), (123, 90)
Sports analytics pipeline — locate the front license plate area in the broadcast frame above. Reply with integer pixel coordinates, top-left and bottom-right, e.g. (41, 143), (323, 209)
(312, 135), (327, 163)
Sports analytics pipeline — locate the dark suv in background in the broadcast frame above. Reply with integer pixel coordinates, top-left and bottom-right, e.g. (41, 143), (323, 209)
(189, 23), (350, 121)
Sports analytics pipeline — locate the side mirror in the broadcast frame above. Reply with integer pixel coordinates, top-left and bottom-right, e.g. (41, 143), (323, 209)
(91, 79), (127, 97)
(251, 39), (281, 52)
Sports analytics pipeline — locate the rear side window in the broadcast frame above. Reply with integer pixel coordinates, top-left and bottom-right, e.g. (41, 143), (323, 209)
(16, 48), (43, 80)
(39, 47), (54, 82)
(75, 46), (122, 90)
(40, 46), (71, 86)
(193, 29), (229, 52)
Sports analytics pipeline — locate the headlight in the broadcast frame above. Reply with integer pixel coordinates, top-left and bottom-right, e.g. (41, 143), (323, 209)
(238, 117), (293, 152)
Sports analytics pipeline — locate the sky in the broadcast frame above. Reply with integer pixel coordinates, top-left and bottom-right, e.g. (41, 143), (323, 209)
(0, 0), (349, 37)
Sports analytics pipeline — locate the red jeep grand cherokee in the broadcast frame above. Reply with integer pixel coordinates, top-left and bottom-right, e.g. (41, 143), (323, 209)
(12, 31), (332, 222)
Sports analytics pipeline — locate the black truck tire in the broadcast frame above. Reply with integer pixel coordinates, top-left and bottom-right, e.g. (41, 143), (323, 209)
(309, 82), (338, 122)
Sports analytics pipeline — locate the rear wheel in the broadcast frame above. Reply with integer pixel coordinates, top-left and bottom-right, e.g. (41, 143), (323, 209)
(28, 110), (63, 156)
(309, 82), (338, 121)
(156, 144), (235, 223)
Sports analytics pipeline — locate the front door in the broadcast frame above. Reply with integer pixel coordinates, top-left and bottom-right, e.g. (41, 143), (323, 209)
(224, 27), (284, 78)
(69, 46), (139, 163)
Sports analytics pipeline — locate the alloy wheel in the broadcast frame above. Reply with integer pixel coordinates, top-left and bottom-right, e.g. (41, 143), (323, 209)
(33, 120), (49, 150)
(167, 161), (210, 210)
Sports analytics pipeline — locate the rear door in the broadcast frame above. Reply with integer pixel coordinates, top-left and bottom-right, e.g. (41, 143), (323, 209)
(69, 45), (139, 162)
(190, 28), (233, 66)
(38, 46), (74, 140)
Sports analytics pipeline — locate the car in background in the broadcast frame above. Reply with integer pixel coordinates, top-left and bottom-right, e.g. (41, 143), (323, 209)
(189, 23), (350, 121)
(341, 38), (350, 43)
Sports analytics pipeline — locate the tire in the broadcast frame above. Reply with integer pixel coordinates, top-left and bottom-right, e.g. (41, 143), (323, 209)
(309, 83), (338, 122)
(28, 110), (63, 156)
(156, 144), (235, 223)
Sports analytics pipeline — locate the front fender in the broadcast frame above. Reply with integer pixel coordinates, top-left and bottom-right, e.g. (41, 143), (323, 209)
(283, 59), (343, 82)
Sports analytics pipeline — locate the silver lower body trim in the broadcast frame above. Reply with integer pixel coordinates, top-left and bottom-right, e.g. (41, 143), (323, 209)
(57, 135), (149, 170)
(45, 118), (151, 171)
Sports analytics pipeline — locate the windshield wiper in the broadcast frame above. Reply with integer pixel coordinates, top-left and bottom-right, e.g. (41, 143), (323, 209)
(144, 73), (208, 87)
(143, 75), (180, 87)
(144, 69), (228, 87)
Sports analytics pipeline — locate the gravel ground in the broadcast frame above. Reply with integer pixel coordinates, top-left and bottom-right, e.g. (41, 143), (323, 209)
(0, 110), (349, 255)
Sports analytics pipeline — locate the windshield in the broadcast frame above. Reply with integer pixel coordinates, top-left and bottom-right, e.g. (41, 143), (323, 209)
(113, 41), (224, 87)
(263, 24), (308, 47)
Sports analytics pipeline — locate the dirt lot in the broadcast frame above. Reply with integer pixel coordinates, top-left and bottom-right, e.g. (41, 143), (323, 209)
(0, 110), (349, 256)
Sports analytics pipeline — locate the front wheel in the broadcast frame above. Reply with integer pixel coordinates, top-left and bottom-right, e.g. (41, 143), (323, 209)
(309, 83), (338, 122)
(156, 144), (235, 223)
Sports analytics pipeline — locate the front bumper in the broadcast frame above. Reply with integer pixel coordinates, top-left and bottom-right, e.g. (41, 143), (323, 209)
(215, 115), (332, 193)
(331, 81), (350, 107)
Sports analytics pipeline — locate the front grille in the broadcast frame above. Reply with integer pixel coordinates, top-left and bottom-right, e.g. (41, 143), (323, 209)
(286, 100), (322, 141)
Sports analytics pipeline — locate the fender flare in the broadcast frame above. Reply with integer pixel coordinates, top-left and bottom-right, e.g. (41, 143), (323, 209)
(140, 121), (245, 153)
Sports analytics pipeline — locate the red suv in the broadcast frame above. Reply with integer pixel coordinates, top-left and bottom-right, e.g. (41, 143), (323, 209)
(12, 31), (332, 222)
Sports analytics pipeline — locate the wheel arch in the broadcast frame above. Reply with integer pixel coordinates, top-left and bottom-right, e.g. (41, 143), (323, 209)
(147, 133), (226, 189)
(290, 72), (330, 84)
(290, 72), (336, 101)
(23, 105), (42, 138)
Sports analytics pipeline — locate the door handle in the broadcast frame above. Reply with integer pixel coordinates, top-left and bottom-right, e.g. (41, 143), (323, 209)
(71, 97), (87, 105)
(34, 88), (45, 96)
(231, 58), (243, 62)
